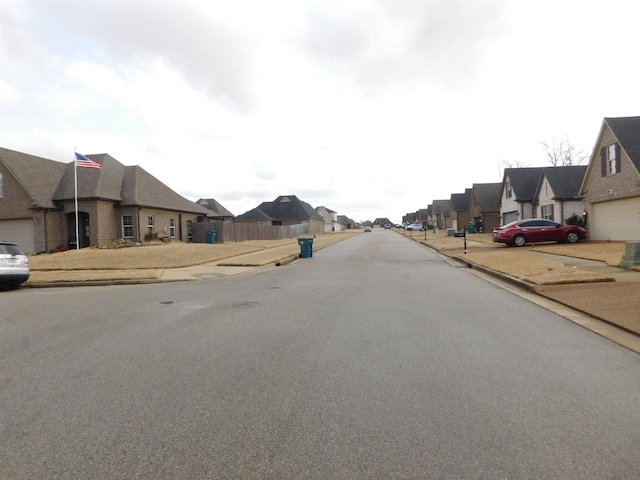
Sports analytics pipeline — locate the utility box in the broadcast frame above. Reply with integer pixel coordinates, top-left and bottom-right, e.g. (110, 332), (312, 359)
(298, 238), (313, 258)
(206, 231), (216, 244)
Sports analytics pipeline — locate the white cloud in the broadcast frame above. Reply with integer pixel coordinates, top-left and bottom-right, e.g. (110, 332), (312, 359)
(1, 0), (640, 224)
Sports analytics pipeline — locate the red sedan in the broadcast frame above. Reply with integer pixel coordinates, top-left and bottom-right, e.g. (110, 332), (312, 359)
(492, 219), (587, 247)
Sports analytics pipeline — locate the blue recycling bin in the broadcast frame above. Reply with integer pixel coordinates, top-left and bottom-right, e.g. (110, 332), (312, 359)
(298, 237), (313, 258)
(467, 224), (475, 234)
(206, 230), (216, 244)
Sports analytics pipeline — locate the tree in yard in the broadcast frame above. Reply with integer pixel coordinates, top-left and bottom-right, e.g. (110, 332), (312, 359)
(540, 136), (590, 166)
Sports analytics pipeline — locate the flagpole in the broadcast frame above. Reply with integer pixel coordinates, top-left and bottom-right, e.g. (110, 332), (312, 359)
(74, 149), (79, 251)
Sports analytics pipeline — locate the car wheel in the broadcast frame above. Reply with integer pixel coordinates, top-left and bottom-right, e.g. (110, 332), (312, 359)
(566, 231), (580, 243)
(513, 234), (527, 247)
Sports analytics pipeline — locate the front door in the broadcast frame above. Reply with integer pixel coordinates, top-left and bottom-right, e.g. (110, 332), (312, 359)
(67, 212), (91, 248)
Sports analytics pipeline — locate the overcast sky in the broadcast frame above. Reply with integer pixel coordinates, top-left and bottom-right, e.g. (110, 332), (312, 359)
(2, 0), (639, 224)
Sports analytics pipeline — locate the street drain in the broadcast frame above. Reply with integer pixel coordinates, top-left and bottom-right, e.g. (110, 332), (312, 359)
(226, 301), (258, 308)
(159, 300), (177, 304)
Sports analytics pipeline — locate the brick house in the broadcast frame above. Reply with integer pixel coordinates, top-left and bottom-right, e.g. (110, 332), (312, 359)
(0, 147), (213, 252)
(499, 166), (586, 225)
(450, 188), (472, 231)
(579, 116), (640, 240)
(235, 195), (325, 234)
(469, 183), (501, 232)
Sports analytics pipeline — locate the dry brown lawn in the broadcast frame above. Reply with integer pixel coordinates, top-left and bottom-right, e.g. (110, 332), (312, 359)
(400, 229), (634, 285)
(26, 228), (635, 287)
(28, 231), (361, 271)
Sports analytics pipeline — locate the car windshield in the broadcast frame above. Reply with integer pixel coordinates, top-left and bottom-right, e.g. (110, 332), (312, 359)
(0, 244), (23, 255)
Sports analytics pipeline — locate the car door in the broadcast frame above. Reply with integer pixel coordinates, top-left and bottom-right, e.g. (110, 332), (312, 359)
(539, 220), (563, 241)
(519, 220), (545, 242)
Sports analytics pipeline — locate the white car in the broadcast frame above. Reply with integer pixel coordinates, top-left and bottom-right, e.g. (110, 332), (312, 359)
(405, 223), (426, 231)
(0, 241), (30, 289)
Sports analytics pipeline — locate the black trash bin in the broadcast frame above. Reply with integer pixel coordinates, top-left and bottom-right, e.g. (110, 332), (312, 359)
(298, 238), (313, 258)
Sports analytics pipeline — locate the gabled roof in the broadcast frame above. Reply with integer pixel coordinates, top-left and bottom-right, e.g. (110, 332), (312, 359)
(503, 167), (544, 202)
(539, 166), (587, 200)
(0, 147), (67, 209)
(337, 214), (356, 226)
(316, 205), (336, 214)
(472, 183), (501, 212)
(121, 165), (211, 213)
(432, 199), (451, 217)
(451, 188), (472, 212)
(248, 195), (324, 221)
(235, 207), (273, 221)
(605, 116), (640, 172)
(196, 198), (235, 217)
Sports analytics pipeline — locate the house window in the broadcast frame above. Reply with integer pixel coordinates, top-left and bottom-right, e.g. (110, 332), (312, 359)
(602, 143), (621, 176)
(122, 215), (133, 238)
(608, 144), (617, 174)
(506, 181), (512, 198)
(169, 217), (176, 238)
(186, 219), (193, 241)
(147, 215), (155, 234)
(541, 204), (554, 220)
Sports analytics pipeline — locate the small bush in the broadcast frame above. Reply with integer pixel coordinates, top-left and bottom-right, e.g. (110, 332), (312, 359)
(144, 231), (158, 242)
(565, 213), (586, 227)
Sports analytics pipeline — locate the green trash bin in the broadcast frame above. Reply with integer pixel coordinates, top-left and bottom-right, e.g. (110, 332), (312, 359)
(467, 225), (475, 234)
(298, 238), (313, 258)
(206, 230), (216, 244)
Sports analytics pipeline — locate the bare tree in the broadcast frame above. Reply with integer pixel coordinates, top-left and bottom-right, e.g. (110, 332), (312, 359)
(540, 136), (589, 166)
(498, 159), (530, 179)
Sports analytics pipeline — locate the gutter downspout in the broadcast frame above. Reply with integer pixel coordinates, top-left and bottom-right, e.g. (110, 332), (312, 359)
(137, 207), (143, 243)
(43, 209), (48, 252)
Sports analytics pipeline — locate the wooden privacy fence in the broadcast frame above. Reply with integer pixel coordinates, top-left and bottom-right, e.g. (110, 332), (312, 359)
(192, 222), (310, 243)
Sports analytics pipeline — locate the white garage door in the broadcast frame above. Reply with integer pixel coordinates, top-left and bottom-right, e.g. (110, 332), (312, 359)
(502, 211), (518, 225)
(0, 219), (35, 253)
(591, 197), (640, 241)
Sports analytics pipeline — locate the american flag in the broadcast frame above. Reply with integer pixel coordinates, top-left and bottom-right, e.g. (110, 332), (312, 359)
(75, 152), (102, 169)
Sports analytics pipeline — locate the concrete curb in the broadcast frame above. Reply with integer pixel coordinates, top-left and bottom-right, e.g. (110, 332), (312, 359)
(449, 253), (537, 291)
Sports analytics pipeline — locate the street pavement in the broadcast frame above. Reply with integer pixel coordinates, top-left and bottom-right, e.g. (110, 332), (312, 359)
(22, 232), (640, 349)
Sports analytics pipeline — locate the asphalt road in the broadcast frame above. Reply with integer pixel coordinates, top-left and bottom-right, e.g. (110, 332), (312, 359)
(1, 228), (639, 479)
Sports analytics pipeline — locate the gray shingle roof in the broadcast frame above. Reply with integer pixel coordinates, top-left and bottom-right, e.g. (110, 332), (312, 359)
(3, 148), (210, 215)
(196, 198), (235, 217)
(503, 167), (543, 202)
(605, 117), (640, 172)
(0, 147), (67, 209)
(540, 166), (587, 200)
(247, 195), (323, 221)
(235, 207), (273, 221)
(432, 199), (451, 217)
(451, 188), (472, 212)
(472, 183), (502, 212)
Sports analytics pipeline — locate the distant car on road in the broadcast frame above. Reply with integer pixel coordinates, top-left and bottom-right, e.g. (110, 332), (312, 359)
(0, 241), (30, 289)
(492, 219), (587, 247)
(384, 224), (391, 229)
(364, 226), (372, 232)
(405, 223), (427, 231)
